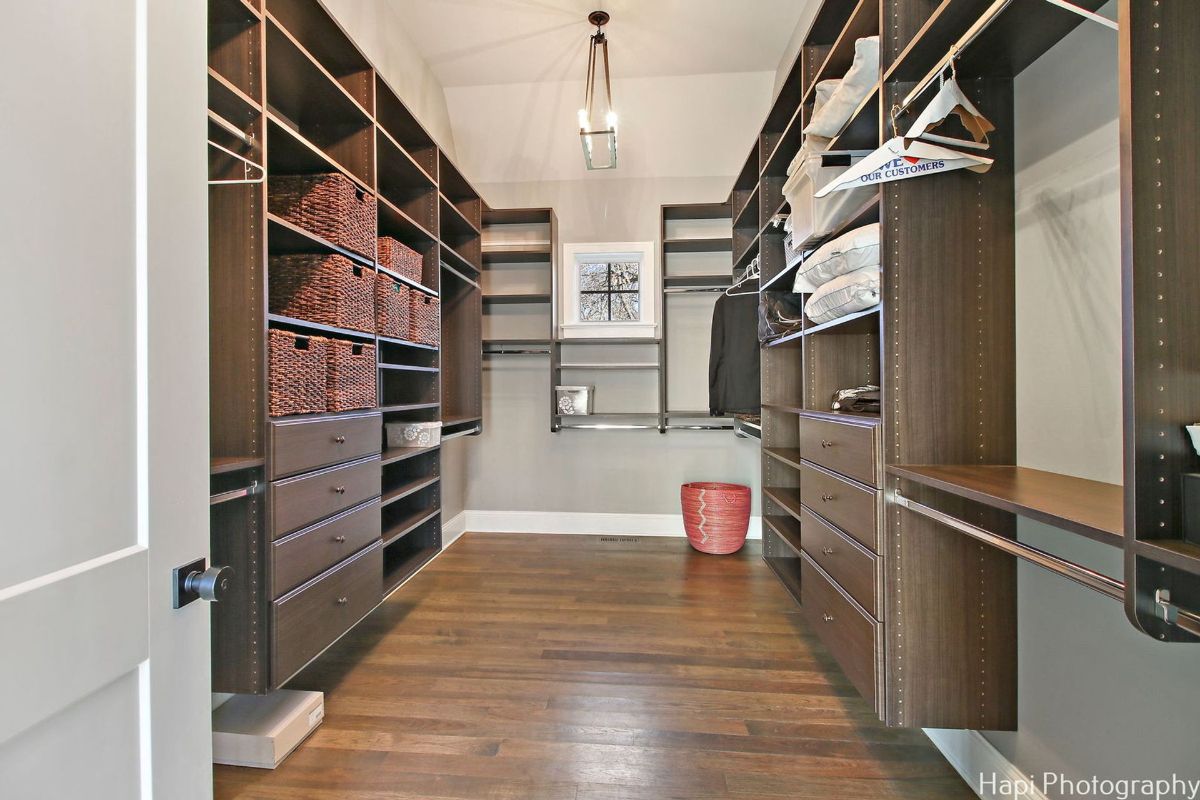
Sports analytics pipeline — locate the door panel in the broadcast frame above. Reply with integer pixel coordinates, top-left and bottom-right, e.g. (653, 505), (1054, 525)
(0, 0), (210, 796)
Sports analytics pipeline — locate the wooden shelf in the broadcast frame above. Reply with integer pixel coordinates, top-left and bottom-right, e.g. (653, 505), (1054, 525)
(733, 185), (760, 230)
(482, 242), (552, 265)
(763, 514), (803, 557)
(374, 75), (438, 182)
(482, 293), (551, 305)
(663, 274), (733, 288)
(441, 243), (481, 279)
(267, 313), (374, 342)
(761, 403), (805, 415)
(381, 476), (440, 508)
(443, 415), (483, 426)
(265, 114), (371, 196)
(767, 305), (882, 347)
(888, 465), (1124, 547)
(375, 129), (437, 226)
(377, 190), (437, 245)
(211, 455), (265, 475)
(211, 0), (261, 26)
(1136, 539), (1200, 577)
(380, 445), (439, 466)
(484, 338), (551, 346)
(763, 448), (803, 471)
(733, 236), (760, 273)
(382, 507), (440, 546)
(559, 363), (661, 371)
(379, 363), (438, 373)
(560, 337), (660, 344)
(380, 402), (440, 413)
(662, 202), (731, 221)
(482, 207), (553, 225)
(440, 192), (481, 237)
(378, 334), (437, 351)
(266, 211), (374, 267)
(377, 261), (439, 297)
(208, 67), (263, 118)
(382, 544), (439, 597)
(662, 237), (733, 254)
(763, 487), (803, 522)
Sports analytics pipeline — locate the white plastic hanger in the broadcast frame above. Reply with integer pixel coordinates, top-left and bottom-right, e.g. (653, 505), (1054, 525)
(726, 259), (760, 297)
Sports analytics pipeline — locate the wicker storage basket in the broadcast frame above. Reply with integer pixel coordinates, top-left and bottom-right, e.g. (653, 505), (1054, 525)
(378, 236), (424, 284)
(269, 254), (375, 333)
(269, 172), (377, 259)
(681, 482), (751, 554)
(326, 339), (377, 413)
(374, 272), (412, 339)
(409, 293), (440, 346)
(268, 330), (328, 417)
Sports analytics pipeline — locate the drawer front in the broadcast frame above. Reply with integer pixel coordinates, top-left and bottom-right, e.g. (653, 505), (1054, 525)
(271, 457), (380, 539)
(800, 507), (878, 616)
(271, 499), (381, 598)
(272, 541), (382, 687)
(271, 412), (381, 479)
(801, 553), (879, 709)
(799, 415), (879, 486)
(800, 461), (879, 552)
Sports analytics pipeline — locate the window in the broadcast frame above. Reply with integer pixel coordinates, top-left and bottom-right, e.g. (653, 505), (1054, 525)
(560, 242), (657, 339)
(579, 261), (641, 322)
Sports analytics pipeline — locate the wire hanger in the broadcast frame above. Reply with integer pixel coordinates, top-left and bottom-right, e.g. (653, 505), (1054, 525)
(208, 139), (265, 186)
(726, 258), (760, 297)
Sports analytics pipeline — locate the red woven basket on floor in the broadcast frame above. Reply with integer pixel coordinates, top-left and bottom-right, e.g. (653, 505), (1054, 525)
(681, 482), (751, 554)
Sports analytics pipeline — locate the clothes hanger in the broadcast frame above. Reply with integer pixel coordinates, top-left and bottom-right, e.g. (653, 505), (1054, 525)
(725, 259), (760, 297)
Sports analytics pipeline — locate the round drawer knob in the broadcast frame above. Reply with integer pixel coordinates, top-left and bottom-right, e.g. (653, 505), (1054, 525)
(822, 613), (834, 623)
(822, 547), (835, 555)
(336, 597), (349, 605)
(821, 493), (834, 502)
(333, 535), (347, 543)
(821, 439), (833, 448)
(334, 436), (346, 444)
(334, 486), (346, 494)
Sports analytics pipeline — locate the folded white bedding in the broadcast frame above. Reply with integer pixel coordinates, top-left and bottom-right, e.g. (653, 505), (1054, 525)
(795, 222), (881, 290)
(805, 266), (880, 324)
(803, 36), (880, 139)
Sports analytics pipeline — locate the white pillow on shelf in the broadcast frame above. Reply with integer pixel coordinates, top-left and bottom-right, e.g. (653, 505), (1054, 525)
(803, 36), (880, 139)
(787, 80), (840, 177)
(795, 222), (881, 290)
(804, 266), (881, 325)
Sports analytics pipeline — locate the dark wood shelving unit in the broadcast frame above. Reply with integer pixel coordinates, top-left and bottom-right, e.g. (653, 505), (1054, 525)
(208, 0), (486, 695)
(889, 465), (1124, 546)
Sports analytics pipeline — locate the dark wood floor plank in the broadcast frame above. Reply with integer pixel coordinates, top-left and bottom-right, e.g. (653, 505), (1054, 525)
(215, 533), (971, 800)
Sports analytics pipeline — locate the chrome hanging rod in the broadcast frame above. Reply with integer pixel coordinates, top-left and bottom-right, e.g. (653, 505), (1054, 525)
(209, 481), (262, 506)
(484, 349), (551, 356)
(208, 109), (255, 147)
(664, 287), (729, 294)
(894, 494), (1200, 637)
(898, 0), (1117, 114)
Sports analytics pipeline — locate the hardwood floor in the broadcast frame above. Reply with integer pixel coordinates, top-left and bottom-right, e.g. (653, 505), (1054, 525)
(215, 533), (973, 800)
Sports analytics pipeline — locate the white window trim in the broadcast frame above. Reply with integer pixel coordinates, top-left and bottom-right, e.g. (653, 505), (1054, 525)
(560, 241), (657, 339)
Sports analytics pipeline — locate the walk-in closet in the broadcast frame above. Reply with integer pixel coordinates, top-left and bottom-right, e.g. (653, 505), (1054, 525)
(5, 1), (1200, 798)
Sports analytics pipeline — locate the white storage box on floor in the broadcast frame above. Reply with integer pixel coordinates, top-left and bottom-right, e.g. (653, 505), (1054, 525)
(783, 150), (873, 248)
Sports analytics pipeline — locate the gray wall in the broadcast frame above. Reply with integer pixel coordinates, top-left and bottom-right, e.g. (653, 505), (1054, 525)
(466, 176), (761, 515)
(976, 5), (1200, 791)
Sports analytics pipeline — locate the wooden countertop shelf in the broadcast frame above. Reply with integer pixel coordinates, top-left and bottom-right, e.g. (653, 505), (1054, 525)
(888, 464), (1124, 547)
(211, 456), (265, 475)
(763, 486), (803, 522)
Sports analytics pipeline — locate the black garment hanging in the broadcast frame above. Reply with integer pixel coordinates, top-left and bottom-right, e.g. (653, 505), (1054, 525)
(709, 292), (761, 416)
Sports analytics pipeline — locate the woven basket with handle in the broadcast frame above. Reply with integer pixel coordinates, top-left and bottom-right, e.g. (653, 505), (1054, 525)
(268, 329), (328, 417)
(374, 272), (412, 339)
(269, 254), (375, 333)
(409, 293), (440, 346)
(269, 172), (377, 259)
(378, 236), (424, 284)
(326, 339), (377, 412)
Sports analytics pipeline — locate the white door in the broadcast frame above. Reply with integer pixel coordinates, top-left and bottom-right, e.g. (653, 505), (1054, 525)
(0, 1), (211, 798)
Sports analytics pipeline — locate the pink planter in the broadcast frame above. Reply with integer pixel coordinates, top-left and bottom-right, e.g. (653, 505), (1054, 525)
(681, 482), (751, 554)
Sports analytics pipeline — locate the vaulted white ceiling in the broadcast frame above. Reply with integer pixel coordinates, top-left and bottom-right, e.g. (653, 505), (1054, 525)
(385, 0), (815, 88)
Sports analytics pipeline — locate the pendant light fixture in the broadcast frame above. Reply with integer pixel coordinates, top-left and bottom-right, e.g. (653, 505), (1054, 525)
(578, 10), (617, 170)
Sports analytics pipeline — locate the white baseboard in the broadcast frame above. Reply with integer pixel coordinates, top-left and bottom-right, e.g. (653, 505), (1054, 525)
(442, 511), (467, 547)
(461, 510), (762, 539)
(925, 729), (1048, 800)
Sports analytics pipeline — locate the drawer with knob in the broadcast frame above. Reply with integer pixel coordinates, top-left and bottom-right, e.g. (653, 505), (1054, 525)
(271, 456), (380, 539)
(798, 413), (880, 487)
(271, 541), (382, 687)
(800, 507), (878, 616)
(799, 460), (880, 552)
(271, 498), (381, 598)
(801, 552), (880, 709)
(270, 412), (382, 479)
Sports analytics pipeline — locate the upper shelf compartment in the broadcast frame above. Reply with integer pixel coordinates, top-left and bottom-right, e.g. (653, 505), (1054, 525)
(265, 17), (374, 187)
(376, 76), (438, 182)
(265, 0), (373, 111)
(438, 153), (482, 233)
